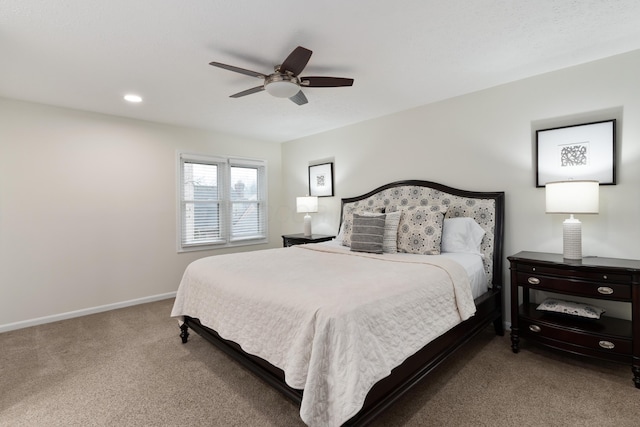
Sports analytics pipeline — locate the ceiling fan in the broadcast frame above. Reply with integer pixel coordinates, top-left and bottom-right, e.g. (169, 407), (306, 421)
(209, 46), (354, 105)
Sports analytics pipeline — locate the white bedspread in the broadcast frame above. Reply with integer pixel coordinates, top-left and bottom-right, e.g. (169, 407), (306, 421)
(171, 244), (475, 427)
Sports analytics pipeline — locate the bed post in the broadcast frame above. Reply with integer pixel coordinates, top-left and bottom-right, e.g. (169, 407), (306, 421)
(180, 322), (190, 343)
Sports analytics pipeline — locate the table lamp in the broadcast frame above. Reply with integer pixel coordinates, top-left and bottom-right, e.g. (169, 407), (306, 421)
(545, 180), (599, 260)
(296, 196), (318, 237)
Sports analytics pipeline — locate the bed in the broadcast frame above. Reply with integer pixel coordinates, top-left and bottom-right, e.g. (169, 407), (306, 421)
(172, 180), (505, 426)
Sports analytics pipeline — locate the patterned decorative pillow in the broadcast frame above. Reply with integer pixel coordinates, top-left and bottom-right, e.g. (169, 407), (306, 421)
(537, 298), (606, 319)
(350, 213), (386, 254)
(395, 205), (448, 255)
(340, 206), (385, 247)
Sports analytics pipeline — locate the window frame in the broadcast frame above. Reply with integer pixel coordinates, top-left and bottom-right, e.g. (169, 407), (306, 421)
(177, 152), (268, 252)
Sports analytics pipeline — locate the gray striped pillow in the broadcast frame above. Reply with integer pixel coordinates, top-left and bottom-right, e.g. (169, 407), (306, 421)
(360, 210), (401, 253)
(350, 213), (386, 254)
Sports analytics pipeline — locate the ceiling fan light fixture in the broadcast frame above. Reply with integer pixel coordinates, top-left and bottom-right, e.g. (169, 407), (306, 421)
(209, 46), (354, 105)
(264, 75), (300, 98)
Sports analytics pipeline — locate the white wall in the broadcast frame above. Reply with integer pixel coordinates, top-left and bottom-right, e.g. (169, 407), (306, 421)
(2, 50), (638, 330)
(0, 98), (282, 330)
(282, 49), (640, 321)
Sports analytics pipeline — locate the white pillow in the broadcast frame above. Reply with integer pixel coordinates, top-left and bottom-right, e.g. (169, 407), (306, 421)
(381, 211), (401, 254)
(441, 217), (485, 255)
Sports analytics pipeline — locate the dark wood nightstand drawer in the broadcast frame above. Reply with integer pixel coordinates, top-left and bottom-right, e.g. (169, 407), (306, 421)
(514, 263), (633, 284)
(514, 271), (632, 301)
(519, 318), (632, 360)
(519, 304), (633, 362)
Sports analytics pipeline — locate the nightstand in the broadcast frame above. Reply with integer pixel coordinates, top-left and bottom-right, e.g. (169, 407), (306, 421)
(508, 251), (640, 388)
(281, 233), (335, 247)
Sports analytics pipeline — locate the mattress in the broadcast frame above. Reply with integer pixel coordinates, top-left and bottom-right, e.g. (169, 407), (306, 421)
(319, 239), (488, 298)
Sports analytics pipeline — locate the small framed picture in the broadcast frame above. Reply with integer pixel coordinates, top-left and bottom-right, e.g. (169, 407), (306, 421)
(309, 162), (334, 197)
(535, 119), (616, 187)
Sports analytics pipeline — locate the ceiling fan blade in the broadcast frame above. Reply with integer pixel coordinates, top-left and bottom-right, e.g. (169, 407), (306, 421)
(280, 46), (312, 76)
(230, 86), (265, 98)
(289, 90), (308, 105)
(301, 76), (354, 87)
(209, 62), (267, 79)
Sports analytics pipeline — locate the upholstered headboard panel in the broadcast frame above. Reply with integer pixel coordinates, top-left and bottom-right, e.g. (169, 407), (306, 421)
(340, 180), (505, 288)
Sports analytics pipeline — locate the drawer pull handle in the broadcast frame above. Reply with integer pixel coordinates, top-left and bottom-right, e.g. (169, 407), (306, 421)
(529, 325), (541, 333)
(527, 277), (540, 285)
(599, 340), (615, 350)
(597, 286), (614, 295)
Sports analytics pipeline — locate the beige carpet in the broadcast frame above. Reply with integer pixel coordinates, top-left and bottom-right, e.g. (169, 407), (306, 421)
(1, 299), (637, 426)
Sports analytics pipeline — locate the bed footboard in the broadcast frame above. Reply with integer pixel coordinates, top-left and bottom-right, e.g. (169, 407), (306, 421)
(178, 286), (502, 426)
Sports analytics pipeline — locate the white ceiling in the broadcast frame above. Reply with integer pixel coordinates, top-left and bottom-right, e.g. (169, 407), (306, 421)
(2, 1), (640, 143)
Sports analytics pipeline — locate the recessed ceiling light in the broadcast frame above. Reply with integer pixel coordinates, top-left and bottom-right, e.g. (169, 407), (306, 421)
(124, 94), (143, 103)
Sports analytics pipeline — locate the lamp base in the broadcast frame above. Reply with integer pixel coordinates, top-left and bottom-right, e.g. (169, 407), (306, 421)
(303, 213), (312, 237)
(563, 216), (582, 260)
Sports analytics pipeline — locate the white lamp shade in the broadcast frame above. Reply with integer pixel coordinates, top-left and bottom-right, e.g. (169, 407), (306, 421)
(296, 196), (318, 213)
(545, 180), (599, 214)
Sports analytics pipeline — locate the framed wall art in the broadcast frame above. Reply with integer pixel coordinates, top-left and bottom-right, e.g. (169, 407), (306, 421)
(535, 119), (616, 187)
(308, 162), (334, 197)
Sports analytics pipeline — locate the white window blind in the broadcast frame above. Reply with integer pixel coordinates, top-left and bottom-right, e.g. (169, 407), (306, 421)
(178, 153), (267, 251)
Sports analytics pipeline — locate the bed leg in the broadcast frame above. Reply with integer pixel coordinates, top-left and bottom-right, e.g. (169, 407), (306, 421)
(180, 323), (190, 343)
(493, 316), (504, 336)
(510, 328), (520, 353)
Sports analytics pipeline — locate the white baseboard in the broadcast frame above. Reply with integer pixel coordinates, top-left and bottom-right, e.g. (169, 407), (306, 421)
(0, 292), (177, 333)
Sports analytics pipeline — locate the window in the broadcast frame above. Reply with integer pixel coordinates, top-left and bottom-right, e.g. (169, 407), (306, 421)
(178, 153), (267, 251)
